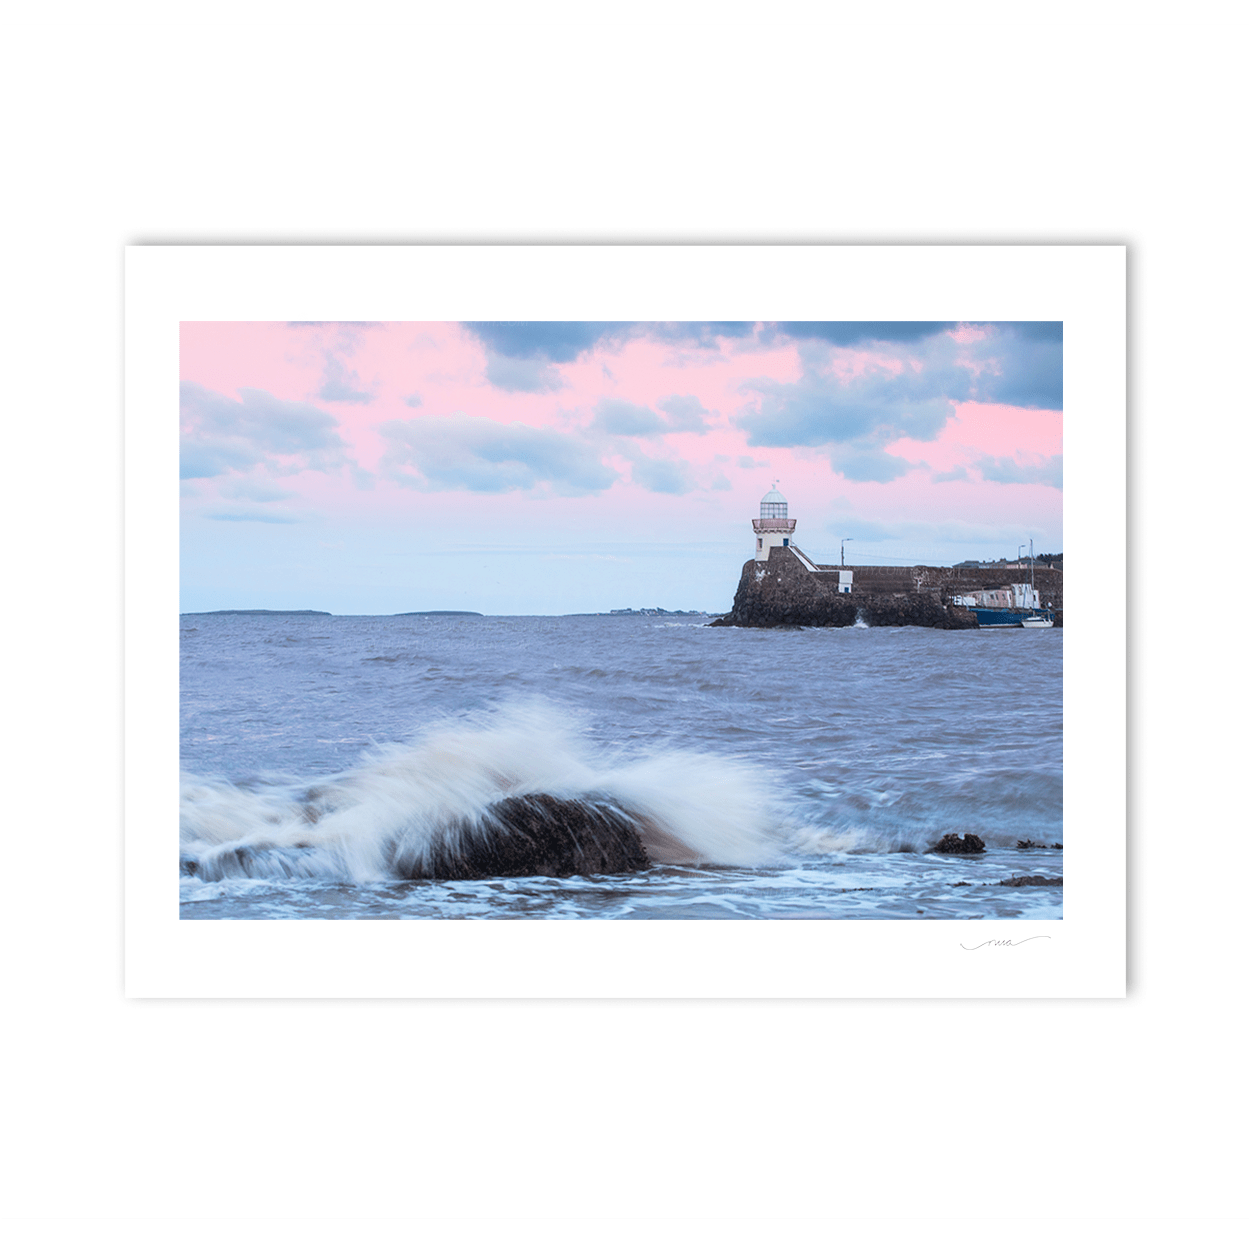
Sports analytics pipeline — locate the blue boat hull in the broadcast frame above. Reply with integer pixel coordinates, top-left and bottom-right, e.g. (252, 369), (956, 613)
(971, 608), (1044, 628)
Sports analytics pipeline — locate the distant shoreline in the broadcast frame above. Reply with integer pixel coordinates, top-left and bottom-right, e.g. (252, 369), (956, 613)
(178, 610), (725, 620)
(182, 607), (718, 618)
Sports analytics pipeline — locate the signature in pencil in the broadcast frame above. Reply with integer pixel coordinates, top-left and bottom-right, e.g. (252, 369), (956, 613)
(960, 936), (1052, 950)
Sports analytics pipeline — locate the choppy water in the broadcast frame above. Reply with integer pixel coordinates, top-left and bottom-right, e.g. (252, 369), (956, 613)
(180, 613), (1062, 920)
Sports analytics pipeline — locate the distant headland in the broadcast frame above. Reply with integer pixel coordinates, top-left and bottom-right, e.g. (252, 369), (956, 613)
(186, 609), (485, 617)
(606, 608), (710, 617)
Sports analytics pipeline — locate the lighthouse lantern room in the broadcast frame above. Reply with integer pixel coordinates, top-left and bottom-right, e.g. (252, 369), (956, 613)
(752, 484), (797, 561)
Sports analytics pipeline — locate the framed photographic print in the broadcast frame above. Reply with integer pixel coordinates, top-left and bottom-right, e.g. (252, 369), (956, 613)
(125, 245), (1125, 997)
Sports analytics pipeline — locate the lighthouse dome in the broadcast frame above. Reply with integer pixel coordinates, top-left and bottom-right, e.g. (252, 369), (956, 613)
(759, 485), (788, 519)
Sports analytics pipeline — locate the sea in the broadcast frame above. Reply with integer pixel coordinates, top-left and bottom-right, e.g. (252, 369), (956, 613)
(180, 612), (1063, 921)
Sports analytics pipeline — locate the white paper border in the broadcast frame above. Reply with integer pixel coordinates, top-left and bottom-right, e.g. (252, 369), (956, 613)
(125, 245), (1125, 998)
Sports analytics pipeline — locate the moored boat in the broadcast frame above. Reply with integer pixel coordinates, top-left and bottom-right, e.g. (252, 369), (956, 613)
(954, 540), (1058, 627)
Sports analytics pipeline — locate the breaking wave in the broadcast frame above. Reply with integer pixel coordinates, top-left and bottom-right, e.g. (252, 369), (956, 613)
(180, 703), (789, 882)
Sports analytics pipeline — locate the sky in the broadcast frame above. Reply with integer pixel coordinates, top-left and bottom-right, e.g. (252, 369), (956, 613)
(179, 321), (1062, 614)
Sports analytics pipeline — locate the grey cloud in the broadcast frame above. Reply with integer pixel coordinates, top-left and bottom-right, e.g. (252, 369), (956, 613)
(179, 442), (260, 479)
(999, 322), (1063, 343)
(932, 466), (969, 482)
(733, 321), (1063, 459)
(484, 352), (565, 394)
(460, 322), (1062, 416)
(834, 449), (916, 483)
(380, 414), (616, 495)
(628, 453), (694, 495)
(976, 454), (1063, 488)
(645, 323), (756, 348)
(463, 321), (757, 365)
(593, 398), (665, 435)
(464, 322), (633, 362)
(180, 383), (348, 480)
(594, 395), (713, 437)
(946, 323), (1062, 409)
(657, 394), (710, 432)
(404, 393), (422, 408)
(736, 366), (957, 449)
(220, 481), (296, 502)
(753, 322), (1063, 419)
(318, 353), (372, 404)
(770, 322), (957, 346)
(974, 328), (1063, 409)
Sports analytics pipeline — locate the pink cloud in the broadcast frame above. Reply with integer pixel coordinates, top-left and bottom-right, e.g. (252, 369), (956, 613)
(180, 322), (1061, 561)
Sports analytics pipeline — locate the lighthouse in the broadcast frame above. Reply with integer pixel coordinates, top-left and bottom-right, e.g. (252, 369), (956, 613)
(752, 484), (797, 561)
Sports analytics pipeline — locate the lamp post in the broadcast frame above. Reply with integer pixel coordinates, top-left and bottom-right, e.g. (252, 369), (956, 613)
(841, 538), (852, 566)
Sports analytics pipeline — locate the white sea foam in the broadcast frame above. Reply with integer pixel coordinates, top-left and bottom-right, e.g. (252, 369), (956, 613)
(180, 702), (788, 882)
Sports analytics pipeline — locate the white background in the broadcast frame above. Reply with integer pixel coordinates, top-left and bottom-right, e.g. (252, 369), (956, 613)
(4, 3), (1244, 1248)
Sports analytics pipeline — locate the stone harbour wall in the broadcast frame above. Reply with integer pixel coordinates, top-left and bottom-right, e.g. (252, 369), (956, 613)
(710, 548), (1063, 630)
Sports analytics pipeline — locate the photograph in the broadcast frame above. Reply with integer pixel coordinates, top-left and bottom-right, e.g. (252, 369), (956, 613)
(10, 12), (1242, 1246)
(178, 317), (1064, 922)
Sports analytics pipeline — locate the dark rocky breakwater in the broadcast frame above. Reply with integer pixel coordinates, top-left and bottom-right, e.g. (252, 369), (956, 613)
(710, 548), (980, 630)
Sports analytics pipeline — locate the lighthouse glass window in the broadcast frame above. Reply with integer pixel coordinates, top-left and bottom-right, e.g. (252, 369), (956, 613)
(178, 320), (1063, 921)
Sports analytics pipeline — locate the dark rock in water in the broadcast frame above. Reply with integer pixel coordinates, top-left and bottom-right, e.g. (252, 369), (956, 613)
(1000, 875), (1063, 887)
(930, 833), (986, 855)
(394, 793), (653, 881)
(183, 794), (656, 885)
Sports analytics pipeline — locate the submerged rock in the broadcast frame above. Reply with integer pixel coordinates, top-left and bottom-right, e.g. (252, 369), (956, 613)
(1000, 875), (1063, 887)
(930, 833), (986, 855)
(393, 793), (654, 881)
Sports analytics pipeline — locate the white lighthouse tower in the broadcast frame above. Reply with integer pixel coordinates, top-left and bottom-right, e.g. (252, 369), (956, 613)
(752, 483), (797, 561)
